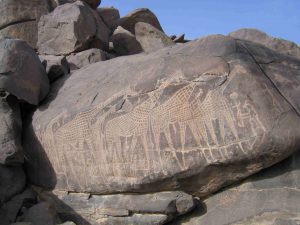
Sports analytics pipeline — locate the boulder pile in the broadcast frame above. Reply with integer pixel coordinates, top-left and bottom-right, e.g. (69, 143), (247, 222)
(0, 1), (299, 225)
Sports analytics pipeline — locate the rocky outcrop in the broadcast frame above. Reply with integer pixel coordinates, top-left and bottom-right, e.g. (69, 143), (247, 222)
(0, 165), (25, 204)
(229, 28), (300, 60)
(0, 94), (22, 165)
(66, 48), (107, 71)
(0, 0), (50, 48)
(0, 39), (49, 105)
(24, 35), (300, 198)
(173, 149), (300, 225)
(97, 7), (120, 33)
(50, 0), (101, 9)
(111, 26), (143, 55)
(39, 191), (195, 225)
(118, 8), (164, 34)
(39, 55), (69, 82)
(38, 1), (109, 55)
(135, 22), (175, 52)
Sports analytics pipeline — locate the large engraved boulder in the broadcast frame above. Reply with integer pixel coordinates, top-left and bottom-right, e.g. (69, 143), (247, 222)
(38, 1), (109, 55)
(0, 39), (49, 105)
(173, 149), (300, 225)
(0, 0), (50, 48)
(24, 35), (300, 197)
(229, 28), (300, 60)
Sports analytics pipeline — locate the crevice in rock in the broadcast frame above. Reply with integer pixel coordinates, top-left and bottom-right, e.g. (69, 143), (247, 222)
(0, 19), (36, 31)
(238, 41), (300, 117)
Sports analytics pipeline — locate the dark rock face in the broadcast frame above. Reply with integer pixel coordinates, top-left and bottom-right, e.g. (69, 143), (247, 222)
(0, 165), (25, 204)
(0, 0), (50, 48)
(111, 26), (143, 56)
(39, 55), (69, 82)
(229, 28), (300, 60)
(38, 1), (109, 55)
(66, 48), (107, 71)
(24, 35), (300, 197)
(0, 39), (49, 105)
(135, 22), (175, 52)
(39, 191), (195, 225)
(50, 0), (101, 9)
(173, 149), (300, 225)
(118, 8), (164, 34)
(0, 94), (22, 165)
(97, 7), (120, 32)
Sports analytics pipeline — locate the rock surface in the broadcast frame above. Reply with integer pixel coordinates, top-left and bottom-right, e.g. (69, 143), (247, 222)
(19, 202), (61, 225)
(0, 0), (50, 48)
(172, 149), (300, 225)
(135, 22), (175, 52)
(0, 165), (25, 204)
(24, 35), (300, 197)
(50, 0), (101, 9)
(229, 28), (300, 60)
(66, 48), (107, 71)
(38, 1), (109, 55)
(119, 8), (164, 34)
(0, 94), (22, 165)
(111, 26), (143, 55)
(39, 55), (69, 82)
(39, 191), (195, 225)
(97, 7), (120, 32)
(0, 39), (49, 105)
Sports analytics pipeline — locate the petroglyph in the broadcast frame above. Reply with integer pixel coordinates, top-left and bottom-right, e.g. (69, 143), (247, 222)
(37, 77), (271, 189)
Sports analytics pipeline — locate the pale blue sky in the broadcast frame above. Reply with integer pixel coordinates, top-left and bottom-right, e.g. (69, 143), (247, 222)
(101, 0), (300, 44)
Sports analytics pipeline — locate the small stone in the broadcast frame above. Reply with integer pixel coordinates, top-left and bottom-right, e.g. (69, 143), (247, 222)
(39, 55), (69, 82)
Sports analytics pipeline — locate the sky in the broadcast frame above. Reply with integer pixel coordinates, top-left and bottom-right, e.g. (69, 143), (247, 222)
(101, 0), (300, 45)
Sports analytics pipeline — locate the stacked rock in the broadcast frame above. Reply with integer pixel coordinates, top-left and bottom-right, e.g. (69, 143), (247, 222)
(0, 1), (300, 225)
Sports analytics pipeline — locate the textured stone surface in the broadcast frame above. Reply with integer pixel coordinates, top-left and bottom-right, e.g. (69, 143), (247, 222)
(172, 149), (300, 225)
(19, 202), (61, 225)
(0, 165), (25, 204)
(0, 21), (38, 49)
(111, 26), (143, 55)
(39, 191), (195, 225)
(97, 7), (120, 32)
(229, 28), (300, 60)
(66, 48), (107, 71)
(0, 0), (50, 48)
(135, 22), (175, 52)
(0, 94), (22, 165)
(38, 1), (109, 55)
(24, 35), (300, 197)
(0, 39), (49, 105)
(39, 55), (69, 82)
(119, 8), (163, 34)
(0, 188), (37, 224)
(50, 0), (101, 9)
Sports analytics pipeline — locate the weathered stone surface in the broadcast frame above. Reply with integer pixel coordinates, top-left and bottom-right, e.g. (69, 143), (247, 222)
(135, 22), (175, 52)
(0, 0), (50, 29)
(66, 48), (107, 71)
(0, 165), (25, 204)
(0, 94), (22, 165)
(111, 26), (143, 55)
(0, 0), (50, 48)
(0, 39), (49, 105)
(229, 28), (300, 60)
(172, 149), (300, 225)
(39, 191), (195, 225)
(38, 1), (109, 55)
(19, 202), (61, 225)
(39, 55), (69, 82)
(49, 0), (101, 10)
(97, 7), (120, 32)
(24, 35), (300, 197)
(0, 188), (37, 224)
(119, 8), (164, 34)
(0, 21), (38, 49)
